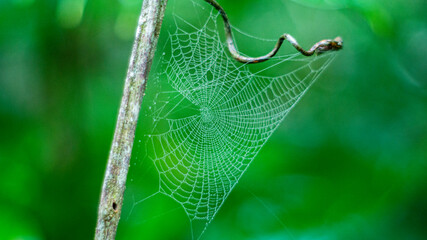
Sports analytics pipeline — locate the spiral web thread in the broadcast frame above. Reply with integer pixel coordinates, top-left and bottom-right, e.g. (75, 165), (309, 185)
(138, 10), (337, 239)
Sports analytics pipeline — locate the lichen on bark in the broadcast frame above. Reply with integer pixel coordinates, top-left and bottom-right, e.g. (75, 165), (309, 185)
(94, 0), (168, 239)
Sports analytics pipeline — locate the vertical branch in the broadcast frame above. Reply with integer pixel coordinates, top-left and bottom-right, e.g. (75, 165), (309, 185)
(95, 0), (168, 239)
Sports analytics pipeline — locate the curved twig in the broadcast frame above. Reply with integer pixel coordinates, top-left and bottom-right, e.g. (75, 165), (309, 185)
(203, 0), (343, 64)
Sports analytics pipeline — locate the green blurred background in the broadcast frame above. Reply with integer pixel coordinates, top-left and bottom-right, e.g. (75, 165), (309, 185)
(1, 0), (426, 239)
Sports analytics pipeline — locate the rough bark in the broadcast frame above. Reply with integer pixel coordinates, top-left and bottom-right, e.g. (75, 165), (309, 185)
(95, 0), (168, 239)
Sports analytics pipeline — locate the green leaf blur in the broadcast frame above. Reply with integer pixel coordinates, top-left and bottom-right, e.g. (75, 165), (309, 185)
(0, 0), (426, 239)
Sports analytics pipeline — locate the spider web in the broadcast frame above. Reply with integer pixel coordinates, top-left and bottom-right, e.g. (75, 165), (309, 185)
(133, 8), (337, 239)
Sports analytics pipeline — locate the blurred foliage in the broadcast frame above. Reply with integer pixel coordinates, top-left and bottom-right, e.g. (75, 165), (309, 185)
(0, 0), (426, 239)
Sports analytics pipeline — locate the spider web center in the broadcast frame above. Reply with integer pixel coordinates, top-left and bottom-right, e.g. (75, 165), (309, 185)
(200, 106), (215, 123)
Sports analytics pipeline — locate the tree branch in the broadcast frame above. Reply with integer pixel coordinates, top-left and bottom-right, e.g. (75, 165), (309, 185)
(95, 0), (168, 239)
(203, 0), (343, 63)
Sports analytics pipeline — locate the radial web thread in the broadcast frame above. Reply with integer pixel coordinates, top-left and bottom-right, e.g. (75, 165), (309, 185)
(140, 11), (337, 238)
